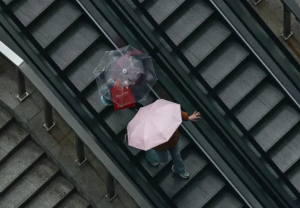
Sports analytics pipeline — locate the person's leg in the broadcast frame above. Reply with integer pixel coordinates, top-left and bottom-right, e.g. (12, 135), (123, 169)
(146, 149), (159, 166)
(169, 143), (189, 178)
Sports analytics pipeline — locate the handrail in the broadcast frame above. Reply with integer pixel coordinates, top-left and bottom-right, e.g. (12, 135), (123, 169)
(108, 0), (300, 207)
(0, 2), (169, 208)
(99, 0), (298, 207)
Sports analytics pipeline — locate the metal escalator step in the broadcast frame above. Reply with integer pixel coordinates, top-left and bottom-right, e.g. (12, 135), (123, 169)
(181, 18), (231, 67)
(29, 0), (82, 48)
(269, 124), (300, 173)
(174, 170), (225, 208)
(158, 149), (207, 198)
(144, 0), (185, 24)
(0, 123), (29, 165)
(233, 82), (284, 130)
(163, 0), (213, 45)
(252, 104), (300, 152)
(216, 62), (267, 109)
(84, 84), (106, 113)
(287, 165), (300, 192)
(205, 191), (243, 208)
(10, 0), (55, 26)
(66, 42), (111, 91)
(24, 175), (74, 208)
(47, 21), (100, 70)
(199, 41), (248, 88)
(0, 158), (59, 208)
(138, 133), (190, 177)
(103, 109), (136, 134)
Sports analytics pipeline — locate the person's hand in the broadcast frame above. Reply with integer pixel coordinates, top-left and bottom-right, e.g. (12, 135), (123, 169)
(188, 111), (201, 121)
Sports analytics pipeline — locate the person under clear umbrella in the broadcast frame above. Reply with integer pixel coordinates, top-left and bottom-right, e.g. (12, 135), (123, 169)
(146, 111), (201, 179)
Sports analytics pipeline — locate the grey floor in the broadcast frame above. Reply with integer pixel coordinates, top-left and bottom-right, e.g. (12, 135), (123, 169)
(0, 55), (138, 208)
(247, 0), (300, 63)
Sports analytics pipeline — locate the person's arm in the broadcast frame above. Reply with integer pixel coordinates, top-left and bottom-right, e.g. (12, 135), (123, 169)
(181, 111), (189, 121)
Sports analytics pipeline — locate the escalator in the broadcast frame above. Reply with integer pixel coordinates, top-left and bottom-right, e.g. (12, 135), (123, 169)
(0, 0), (256, 207)
(114, 0), (300, 204)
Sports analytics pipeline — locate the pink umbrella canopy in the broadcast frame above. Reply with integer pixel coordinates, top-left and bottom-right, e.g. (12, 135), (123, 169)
(127, 99), (182, 150)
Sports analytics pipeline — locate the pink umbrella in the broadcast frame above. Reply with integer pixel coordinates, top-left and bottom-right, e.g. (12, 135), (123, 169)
(127, 99), (182, 150)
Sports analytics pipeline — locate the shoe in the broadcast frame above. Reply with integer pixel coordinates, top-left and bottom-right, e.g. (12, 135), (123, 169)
(172, 165), (190, 179)
(149, 162), (159, 167)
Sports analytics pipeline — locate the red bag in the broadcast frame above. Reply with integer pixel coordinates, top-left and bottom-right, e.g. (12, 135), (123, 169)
(110, 80), (135, 111)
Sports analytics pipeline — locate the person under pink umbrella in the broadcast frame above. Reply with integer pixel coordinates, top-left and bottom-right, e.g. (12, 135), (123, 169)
(127, 99), (201, 179)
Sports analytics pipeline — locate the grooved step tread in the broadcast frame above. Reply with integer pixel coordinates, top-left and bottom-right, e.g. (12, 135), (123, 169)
(24, 175), (74, 208)
(0, 140), (44, 193)
(205, 191), (243, 208)
(163, 0), (213, 45)
(199, 41), (249, 88)
(181, 18), (231, 67)
(11, 0), (55, 26)
(174, 170), (225, 208)
(84, 84), (106, 113)
(57, 193), (90, 208)
(47, 21), (100, 69)
(270, 125), (300, 173)
(216, 62), (267, 109)
(0, 106), (13, 130)
(234, 82), (284, 130)
(158, 150), (207, 198)
(253, 104), (300, 151)
(66, 42), (111, 91)
(30, 0), (82, 48)
(0, 123), (29, 163)
(0, 158), (59, 208)
(144, 0), (185, 24)
(103, 109), (136, 134)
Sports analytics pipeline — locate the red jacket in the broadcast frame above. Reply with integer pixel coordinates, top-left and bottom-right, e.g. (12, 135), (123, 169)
(154, 111), (189, 151)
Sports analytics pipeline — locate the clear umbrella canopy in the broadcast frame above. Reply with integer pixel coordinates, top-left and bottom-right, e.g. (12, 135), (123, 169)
(93, 45), (157, 106)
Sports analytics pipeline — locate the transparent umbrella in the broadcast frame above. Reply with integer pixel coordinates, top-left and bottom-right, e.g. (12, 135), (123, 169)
(93, 45), (157, 107)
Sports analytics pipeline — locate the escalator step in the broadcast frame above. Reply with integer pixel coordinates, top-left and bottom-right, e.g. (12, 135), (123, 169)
(269, 124), (300, 173)
(234, 82), (284, 130)
(144, 0), (185, 24)
(10, 0), (55, 26)
(199, 41), (248, 88)
(47, 21), (100, 69)
(163, 0), (213, 45)
(181, 18), (231, 67)
(252, 104), (300, 151)
(216, 62), (267, 109)
(29, 0), (82, 48)
(66, 42), (111, 91)
(103, 109), (136, 134)
(84, 84), (106, 114)
(174, 170), (225, 208)
(287, 165), (300, 192)
(158, 149), (207, 198)
(205, 191), (243, 208)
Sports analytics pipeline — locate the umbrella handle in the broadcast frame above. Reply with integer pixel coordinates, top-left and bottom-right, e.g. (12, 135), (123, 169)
(124, 134), (128, 143)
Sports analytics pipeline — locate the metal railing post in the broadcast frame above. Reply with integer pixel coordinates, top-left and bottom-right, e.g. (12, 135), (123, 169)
(106, 172), (117, 201)
(16, 66), (29, 101)
(282, 6), (293, 40)
(43, 97), (55, 131)
(75, 134), (87, 165)
(252, 0), (262, 5)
